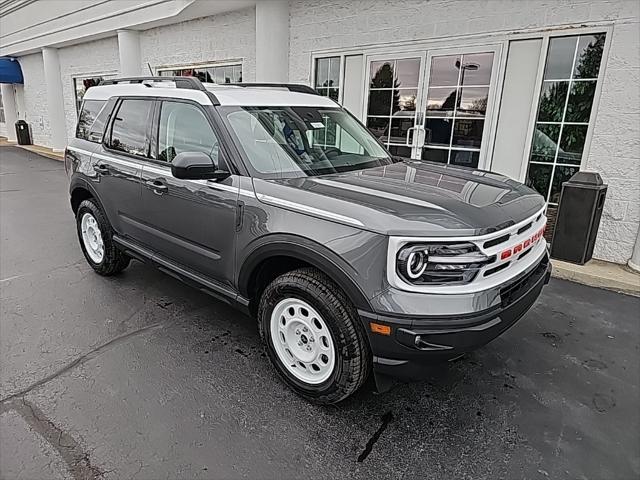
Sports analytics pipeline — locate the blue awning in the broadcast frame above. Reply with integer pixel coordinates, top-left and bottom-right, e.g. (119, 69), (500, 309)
(0, 57), (24, 84)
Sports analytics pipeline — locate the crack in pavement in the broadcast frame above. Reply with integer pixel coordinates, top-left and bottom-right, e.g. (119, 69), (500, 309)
(0, 321), (163, 404)
(357, 411), (394, 462)
(0, 398), (107, 480)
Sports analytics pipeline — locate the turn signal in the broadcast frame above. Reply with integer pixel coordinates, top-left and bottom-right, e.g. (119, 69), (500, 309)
(370, 322), (391, 336)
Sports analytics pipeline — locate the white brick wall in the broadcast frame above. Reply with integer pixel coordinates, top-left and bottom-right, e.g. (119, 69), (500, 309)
(58, 36), (120, 141)
(140, 7), (256, 81)
(16, 53), (50, 147)
(289, 0), (640, 264)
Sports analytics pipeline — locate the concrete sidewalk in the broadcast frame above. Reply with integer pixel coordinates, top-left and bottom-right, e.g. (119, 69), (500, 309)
(0, 137), (63, 161)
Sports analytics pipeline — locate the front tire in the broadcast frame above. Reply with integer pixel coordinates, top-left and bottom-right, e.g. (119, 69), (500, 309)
(258, 268), (371, 404)
(76, 199), (130, 276)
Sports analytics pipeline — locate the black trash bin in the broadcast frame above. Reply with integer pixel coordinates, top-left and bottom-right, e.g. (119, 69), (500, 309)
(551, 171), (607, 265)
(15, 120), (32, 145)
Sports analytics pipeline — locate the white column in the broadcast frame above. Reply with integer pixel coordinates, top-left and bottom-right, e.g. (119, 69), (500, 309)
(1, 83), (18, 142)
(255, 0), (289, 82)
(41, 47), (67, 152)
(117, 29), (142, 77)
(629, 225), (640, 272)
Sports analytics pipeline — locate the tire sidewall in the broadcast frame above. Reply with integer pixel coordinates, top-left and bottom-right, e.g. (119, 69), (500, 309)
(259, 279), (357, 399)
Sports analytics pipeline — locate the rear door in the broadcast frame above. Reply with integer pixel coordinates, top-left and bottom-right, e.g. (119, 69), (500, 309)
(139, 99), (239, 286)
(96, 97), (154, 240)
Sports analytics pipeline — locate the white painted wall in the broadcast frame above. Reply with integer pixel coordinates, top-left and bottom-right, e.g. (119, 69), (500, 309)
(140, 7), (256, 80)
(58, 36), (120, 140)
(16, 53), (50, 147)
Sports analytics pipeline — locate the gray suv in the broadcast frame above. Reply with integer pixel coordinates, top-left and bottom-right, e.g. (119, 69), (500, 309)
(66, 77), (551, 404)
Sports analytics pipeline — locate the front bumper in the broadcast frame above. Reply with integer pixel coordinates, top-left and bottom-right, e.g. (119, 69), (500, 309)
(360, 253), (552, 380)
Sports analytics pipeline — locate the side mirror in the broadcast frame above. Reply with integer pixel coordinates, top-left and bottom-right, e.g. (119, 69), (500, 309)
(171, 152), (230, 180)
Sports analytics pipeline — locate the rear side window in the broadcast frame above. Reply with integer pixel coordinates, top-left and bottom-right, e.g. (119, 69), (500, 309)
(157, 101), (219, 163)
(107, 99), (153, 157)
(76, 100), (106, 142)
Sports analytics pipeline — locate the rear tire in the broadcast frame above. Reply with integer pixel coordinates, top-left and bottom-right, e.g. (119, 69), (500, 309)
(258, 267), (371, 404)
(76, 199), (130, 276)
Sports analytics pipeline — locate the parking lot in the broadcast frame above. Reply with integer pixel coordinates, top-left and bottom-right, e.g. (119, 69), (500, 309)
(1, 146), (638, 480)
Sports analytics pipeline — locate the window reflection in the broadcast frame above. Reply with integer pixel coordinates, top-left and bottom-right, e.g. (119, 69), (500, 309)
(422, 52), (493, 168)
(527, 33), (606, 204)
(367, 57), (421, 155)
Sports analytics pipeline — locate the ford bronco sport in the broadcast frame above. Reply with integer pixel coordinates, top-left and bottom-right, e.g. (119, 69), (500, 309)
(66, 76), (551, 404)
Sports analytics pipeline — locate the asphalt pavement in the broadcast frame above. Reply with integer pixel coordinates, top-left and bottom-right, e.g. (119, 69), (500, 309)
(1, 146), (638, 480)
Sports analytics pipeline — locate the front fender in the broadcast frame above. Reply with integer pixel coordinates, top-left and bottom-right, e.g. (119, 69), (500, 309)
(237, 233), (374, 312)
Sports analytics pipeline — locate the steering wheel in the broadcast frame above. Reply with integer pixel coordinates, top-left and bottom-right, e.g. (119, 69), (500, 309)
(322, 147), (341, 158)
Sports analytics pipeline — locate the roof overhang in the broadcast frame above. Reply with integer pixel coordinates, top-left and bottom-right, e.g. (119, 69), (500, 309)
(0, 0), (256, 57)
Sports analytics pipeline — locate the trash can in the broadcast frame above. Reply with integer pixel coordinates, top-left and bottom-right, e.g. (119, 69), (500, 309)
(15, 120), (32, 145)
(551, 171), (607, 265)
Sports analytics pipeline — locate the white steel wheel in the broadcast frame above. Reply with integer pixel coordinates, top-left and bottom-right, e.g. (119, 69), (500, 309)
(270, 298), (336, 385)
(80, 213), (104, 263)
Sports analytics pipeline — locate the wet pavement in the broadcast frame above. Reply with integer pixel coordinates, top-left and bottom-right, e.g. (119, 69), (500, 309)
(1, 146), (639, 480)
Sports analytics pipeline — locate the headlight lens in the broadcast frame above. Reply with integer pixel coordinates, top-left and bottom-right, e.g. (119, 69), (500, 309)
(397, 246), (428, 280)
(396, 242), (490, 285)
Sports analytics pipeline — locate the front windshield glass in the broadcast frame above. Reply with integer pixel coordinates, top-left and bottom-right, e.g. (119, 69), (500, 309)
(224, 106), (394, 178)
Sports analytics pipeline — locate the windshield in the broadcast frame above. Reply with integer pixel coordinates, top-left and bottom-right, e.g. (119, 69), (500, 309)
(223, 106), (394, 178)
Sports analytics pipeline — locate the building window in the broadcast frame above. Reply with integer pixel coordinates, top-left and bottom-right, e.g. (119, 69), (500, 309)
(366, 58), (420, 157)
(526, 33), (606, 205)
(421, 52), (494, 168)
(0, 89), (5, 123)
(158, 64), (242, 84)
(74, 76), (112, 114)
(314, 57), (340, 101)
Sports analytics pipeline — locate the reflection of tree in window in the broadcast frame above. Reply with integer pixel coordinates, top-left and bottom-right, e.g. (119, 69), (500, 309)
(370, 64), (400, 114)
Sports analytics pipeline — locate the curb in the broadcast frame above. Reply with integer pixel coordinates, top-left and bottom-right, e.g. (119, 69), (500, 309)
(551, 259), (640, 297)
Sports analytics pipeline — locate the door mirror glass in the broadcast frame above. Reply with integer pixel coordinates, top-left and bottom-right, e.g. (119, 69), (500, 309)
(171, 152), (229, 180)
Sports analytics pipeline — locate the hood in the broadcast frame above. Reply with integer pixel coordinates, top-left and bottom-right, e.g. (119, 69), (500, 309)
(253, 160), (546, 237)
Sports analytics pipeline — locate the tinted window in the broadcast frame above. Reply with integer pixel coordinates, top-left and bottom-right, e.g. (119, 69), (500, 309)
(157, 101), (219, 163)
(108, 99), (153, 156)
(76, 100), (106, 142)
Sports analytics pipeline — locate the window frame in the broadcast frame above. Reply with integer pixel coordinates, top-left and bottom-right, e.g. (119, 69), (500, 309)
(103, 96), (156, 161)
(519, 26), (613, 185)
(312, 56), (343, 103)
(0, 89), (5, 124)
(152, 98), (222, 166)
(155, 60), (243, 84)
(308, 23), (614, 177)
(72, 73), (116, 115)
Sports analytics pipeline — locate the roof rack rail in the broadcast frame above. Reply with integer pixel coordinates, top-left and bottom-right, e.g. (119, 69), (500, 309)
(229, 83), (319, 95)
(99, 76), (219, 105)
(101, 76), (207, 90)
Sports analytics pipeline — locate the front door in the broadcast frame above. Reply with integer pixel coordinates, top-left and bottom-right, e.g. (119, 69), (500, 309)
(139, 100), (238, 286)
(364, 45), (500, 169)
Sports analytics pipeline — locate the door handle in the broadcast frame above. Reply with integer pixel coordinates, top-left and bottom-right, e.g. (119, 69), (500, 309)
(93, 163), (110, 175)
(145, 179), (168, 195)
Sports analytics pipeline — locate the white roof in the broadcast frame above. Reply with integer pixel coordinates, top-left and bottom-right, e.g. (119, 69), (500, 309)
(82, 81), (337, 108)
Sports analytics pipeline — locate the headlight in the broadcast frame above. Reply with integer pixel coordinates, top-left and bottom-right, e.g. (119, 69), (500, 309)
(395, 242), (490, 285)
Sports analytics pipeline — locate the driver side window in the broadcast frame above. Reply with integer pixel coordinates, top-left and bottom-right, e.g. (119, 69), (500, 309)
(157, 101), (219, 164)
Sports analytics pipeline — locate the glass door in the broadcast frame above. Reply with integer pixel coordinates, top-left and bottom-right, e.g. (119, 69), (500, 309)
(364, 46), (500, 168)
(364, 52), (426, 158)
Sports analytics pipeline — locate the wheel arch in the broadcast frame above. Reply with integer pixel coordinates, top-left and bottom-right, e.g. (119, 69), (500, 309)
(70, 178), (103, 214)
(238, 234), (373, 313)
